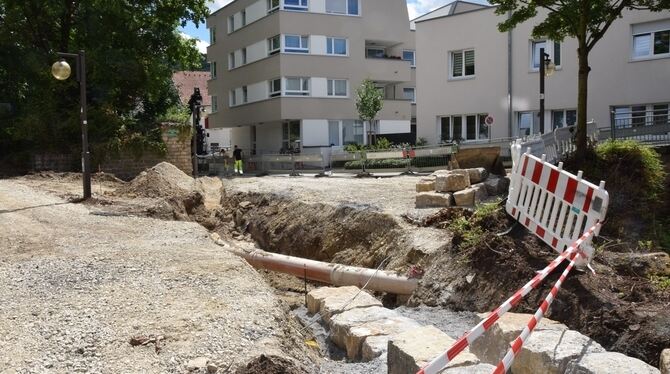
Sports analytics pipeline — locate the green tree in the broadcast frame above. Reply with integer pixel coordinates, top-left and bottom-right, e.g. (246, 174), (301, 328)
(489, 0), (669, 161)
(355, 78), (383, 146)
(0, 0), (208, 163)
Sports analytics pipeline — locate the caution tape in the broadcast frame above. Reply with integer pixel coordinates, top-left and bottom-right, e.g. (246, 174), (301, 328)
(492, 251), (580, 373)
(417, 222), (600, 374)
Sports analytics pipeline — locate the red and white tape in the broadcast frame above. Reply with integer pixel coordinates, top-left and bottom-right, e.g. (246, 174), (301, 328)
(416, 223), (600, 374)
(492, 251), (580, 373)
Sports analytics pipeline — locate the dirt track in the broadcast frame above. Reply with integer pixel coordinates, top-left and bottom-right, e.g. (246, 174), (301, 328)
(0, 179), (315, 373)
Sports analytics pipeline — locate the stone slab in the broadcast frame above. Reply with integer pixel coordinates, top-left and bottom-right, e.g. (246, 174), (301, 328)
(306, 286), (382, 322)
(329, 306), (399, 357)
(471, 183), (489, 203)
(467, 167), (489, 184)
(661, 348), (670, 374)
(416, 181), (436, 192)
(343, 316), (421, 360)
(435, 173), (471, 193)
(453, 187), (476, 206)
(565, 351), (660, 374)
(416, 192), (453, 208)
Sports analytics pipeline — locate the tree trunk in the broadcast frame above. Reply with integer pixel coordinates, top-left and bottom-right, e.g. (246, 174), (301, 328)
(575, 39), (590, 162)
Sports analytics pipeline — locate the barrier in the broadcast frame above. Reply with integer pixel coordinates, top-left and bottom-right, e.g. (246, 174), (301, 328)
(417, 223), (600, 374)
(506, 148), (609, 264)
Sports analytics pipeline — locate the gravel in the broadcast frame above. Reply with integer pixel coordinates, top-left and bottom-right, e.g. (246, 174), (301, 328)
(0, 180), (316, 373)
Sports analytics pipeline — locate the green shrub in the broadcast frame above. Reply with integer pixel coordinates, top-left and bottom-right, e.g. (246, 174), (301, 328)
(373, 137), (393, 150)
(343, 158), (409, 170)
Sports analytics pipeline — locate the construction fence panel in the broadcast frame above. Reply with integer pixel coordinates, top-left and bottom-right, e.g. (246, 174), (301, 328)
(363, 149), (410, 173)
(408, 144), (457, 172)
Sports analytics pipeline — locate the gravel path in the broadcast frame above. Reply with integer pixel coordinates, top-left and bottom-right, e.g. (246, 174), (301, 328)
(0, 180), (314, 373)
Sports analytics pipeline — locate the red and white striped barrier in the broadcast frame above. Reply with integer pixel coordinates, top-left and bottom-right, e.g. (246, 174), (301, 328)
(416, 223), (600, 374)
(507, 148), (609, 264)
(493, 251), (581, 373)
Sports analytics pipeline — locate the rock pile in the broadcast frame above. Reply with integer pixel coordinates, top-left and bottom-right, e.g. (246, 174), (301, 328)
(415, 167), (509, 208)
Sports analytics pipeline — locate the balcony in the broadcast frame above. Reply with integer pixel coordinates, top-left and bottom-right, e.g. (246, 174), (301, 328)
(364, 57), (411, 83)
(377, 99), (411, 121)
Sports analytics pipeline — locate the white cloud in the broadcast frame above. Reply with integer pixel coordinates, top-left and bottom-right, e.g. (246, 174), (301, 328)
(208, 0), (234, 12)
(180, 32), (210, 54)
(407, 0), (452, 20)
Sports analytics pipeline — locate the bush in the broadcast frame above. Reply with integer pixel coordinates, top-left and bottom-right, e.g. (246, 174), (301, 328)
(343, 158), (409, 170)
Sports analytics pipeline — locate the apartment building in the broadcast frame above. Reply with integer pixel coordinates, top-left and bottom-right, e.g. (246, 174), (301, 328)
(206, 0), (416, 155)
(415, 2), (670, 143)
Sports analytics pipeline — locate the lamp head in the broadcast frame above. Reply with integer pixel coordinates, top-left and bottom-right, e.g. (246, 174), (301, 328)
(544, 60), (556, 77)
(51, 60), (71, 80)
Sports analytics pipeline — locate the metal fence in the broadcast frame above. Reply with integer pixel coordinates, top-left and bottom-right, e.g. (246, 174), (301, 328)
(600, 108), (670, 146)
(329, 144), (457, 174)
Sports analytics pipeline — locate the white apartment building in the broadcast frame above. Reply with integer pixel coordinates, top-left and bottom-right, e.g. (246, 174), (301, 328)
(206, 0), (417, 155)
(415, 2), (670, 143)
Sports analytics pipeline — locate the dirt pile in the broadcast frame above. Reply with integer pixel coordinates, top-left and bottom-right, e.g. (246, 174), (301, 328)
(120, 161), (195, 198)
(408, 205), (670, 366)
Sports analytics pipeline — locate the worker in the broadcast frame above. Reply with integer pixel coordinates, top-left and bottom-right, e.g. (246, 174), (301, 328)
(233, 145), (243, 175)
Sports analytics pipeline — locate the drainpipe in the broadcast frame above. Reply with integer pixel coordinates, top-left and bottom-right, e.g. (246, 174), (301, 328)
(213, 235), (418, 295)
(507, 11), (513, 138)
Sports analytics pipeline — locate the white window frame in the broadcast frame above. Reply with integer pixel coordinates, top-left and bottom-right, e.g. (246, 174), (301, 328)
(450, 49), (475, 79)
(268, 0), (280, 12)
(228, 52), (235, 69)
(284, 77), (310, 96)
(241, 48), (247, 64)
(268, 35), (281, 55)
(439, 113), (489, 142)
(242, 86), (248, 104)
(326, 37), (348, 56)
(228, 15), (235, 33)
(283, 34), (309, 53)
(241, 9), (246, 26)
(550, 109), (577, 129)
(632, 28), (670, 60)
(210, 61), (217, 79)
(229, 90), (236, 107)
(612, 103), (670, 127)
(530, 39), (561, 71)
(327, 79), (348, 97)
(210, 27), (216, 44)
(269, 78), (281, 97)
(403, 87), (416, 103)
(282, 0), (308, 11)
(211, 96), (218, 112)
(325, 0), (359, 15)
(403, 50), (416, 67)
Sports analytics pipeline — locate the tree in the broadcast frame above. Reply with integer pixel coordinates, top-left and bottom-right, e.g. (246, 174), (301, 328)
(355, 78), (383, 146)
(0, 0), (208, 163)
(489, 0), (669, 160)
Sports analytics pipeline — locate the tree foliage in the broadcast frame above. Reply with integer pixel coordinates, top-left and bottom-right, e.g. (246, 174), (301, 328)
(0, 0), (209, 160)
(355, 78), (383, 123)
(489, 0), (669, 160)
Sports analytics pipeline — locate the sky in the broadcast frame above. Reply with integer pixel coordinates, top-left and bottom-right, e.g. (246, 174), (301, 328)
(179, 0), (481, 53)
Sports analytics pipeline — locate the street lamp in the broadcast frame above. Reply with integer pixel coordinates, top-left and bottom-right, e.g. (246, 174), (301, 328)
(51, 50), (91, 199)
(539, 47), (555, 134)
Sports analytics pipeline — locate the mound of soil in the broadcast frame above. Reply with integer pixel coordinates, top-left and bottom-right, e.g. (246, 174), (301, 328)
(409, 206), (670, 366)
(121, 162), (195, 198)
(236, 354), (310, 374)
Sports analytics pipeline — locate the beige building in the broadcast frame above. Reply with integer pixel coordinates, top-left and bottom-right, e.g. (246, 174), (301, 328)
(415, 2), (670, 143)
(206, 0), (416, 155)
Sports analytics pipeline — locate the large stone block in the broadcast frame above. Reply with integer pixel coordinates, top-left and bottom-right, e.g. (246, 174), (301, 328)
(344, 315), (420, 360)
(484, 176), (510, 196)
(661, 348), (670, 374)
(306, 286), (382, 323)
(435, 173), (471, 193)
(453, 188), (475, 206)
(565, 352), (660, 374)
(470, 312), (569, 365)
(416, 192), (453, 208)
(416, 181), (435, 192)
(513, 329), (605, 374)
(388, 325), (479, 374)
(467, 167), (489, 184)
(471, 183), (489, 203)
(329, 306), (398, 357)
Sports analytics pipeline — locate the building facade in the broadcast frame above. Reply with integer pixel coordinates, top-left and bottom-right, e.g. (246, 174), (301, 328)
(415, 3), (670, 144)
(206, 0), (416, 155)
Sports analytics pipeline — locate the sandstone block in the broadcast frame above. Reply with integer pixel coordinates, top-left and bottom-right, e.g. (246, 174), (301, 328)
(388, 325), (479, 374)
(435, 173), (471, 192)
(343, 315), (420, 360)
(329, 306), (398, 356)
(484, 177), (504, 195)
(566, 351), (660, 374)
(471, 183), (488, 203)
(416, 192), (453, 208)
(467, 167), (489, 184)
(416, 181), (435, 192)
(306, 286), (382, 322)
(453, 188), (476, 206)
(661, 348), (670, 374)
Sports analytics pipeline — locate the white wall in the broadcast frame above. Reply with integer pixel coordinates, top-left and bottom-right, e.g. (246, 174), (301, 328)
(247, 40), (267, 63)
(310, 35), (328, 55)
(206, 128), (232, 151)
(302, 119), (330, 146)
(246, 0), (266, 24)
(379, 120), (410, 134)
(257, 122), (283, 152)
(247, 81), (267, 102)
(311, 77), (328, 97)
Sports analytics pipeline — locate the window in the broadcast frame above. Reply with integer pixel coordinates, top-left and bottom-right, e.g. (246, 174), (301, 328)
(242, 86), (248, 103)
(366, 47), (385, 58)
(653, 104), (669, 125)
(466, 115), (477, 140)
(242, 48), (247, 64)
(229, 52), (235, 69)
(342, 120), (364, 144)
(285, 77), (309, 96)
(282, 120), (301, 151)
(327, 37), (347, 55)
(241, 10), (246, 26)
(551, 109), (577, 129)
(403, 50), (416, 67)
(211, 61), (217, 79)
(269, 78), (281, 97)
(633, 29), (670, 58)
(327, 79), (347, 97)
(478, 114), (489, 140)
(268, 35), (280, 55)
(228, 15), (234, 33)
(518, 111), (540, 136)
(283, 0), (308, 11)
(451, 49), (475, 78)
(328, 120), (340, 146)
(612, 104), (670, 128)
(268, 0), (280, 12)
(212, 96), (218, 112)
(325, 0), (359, 15)
(403, 87), (415, 103)
(531, 40), (561, 69)
(210, 27), (216, 44)
(440, 117), (450, 142)
(229, 90), (236, 106)
(284, 35), (309, 53)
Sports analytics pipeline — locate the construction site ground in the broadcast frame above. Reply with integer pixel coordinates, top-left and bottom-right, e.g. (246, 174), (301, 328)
(2, 166), (669, 372)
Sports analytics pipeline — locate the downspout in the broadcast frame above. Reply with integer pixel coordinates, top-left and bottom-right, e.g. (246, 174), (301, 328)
(507, 11), (514, 138)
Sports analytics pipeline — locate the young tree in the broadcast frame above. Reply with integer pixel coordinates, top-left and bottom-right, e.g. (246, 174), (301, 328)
(355, 79), (384, 146)
(489, 0), (669, 161)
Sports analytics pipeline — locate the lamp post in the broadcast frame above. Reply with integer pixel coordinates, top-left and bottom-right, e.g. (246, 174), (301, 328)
(539, 47), (555, 134)
(51, 50), (91, 199)
(188, 88), (203, 178)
